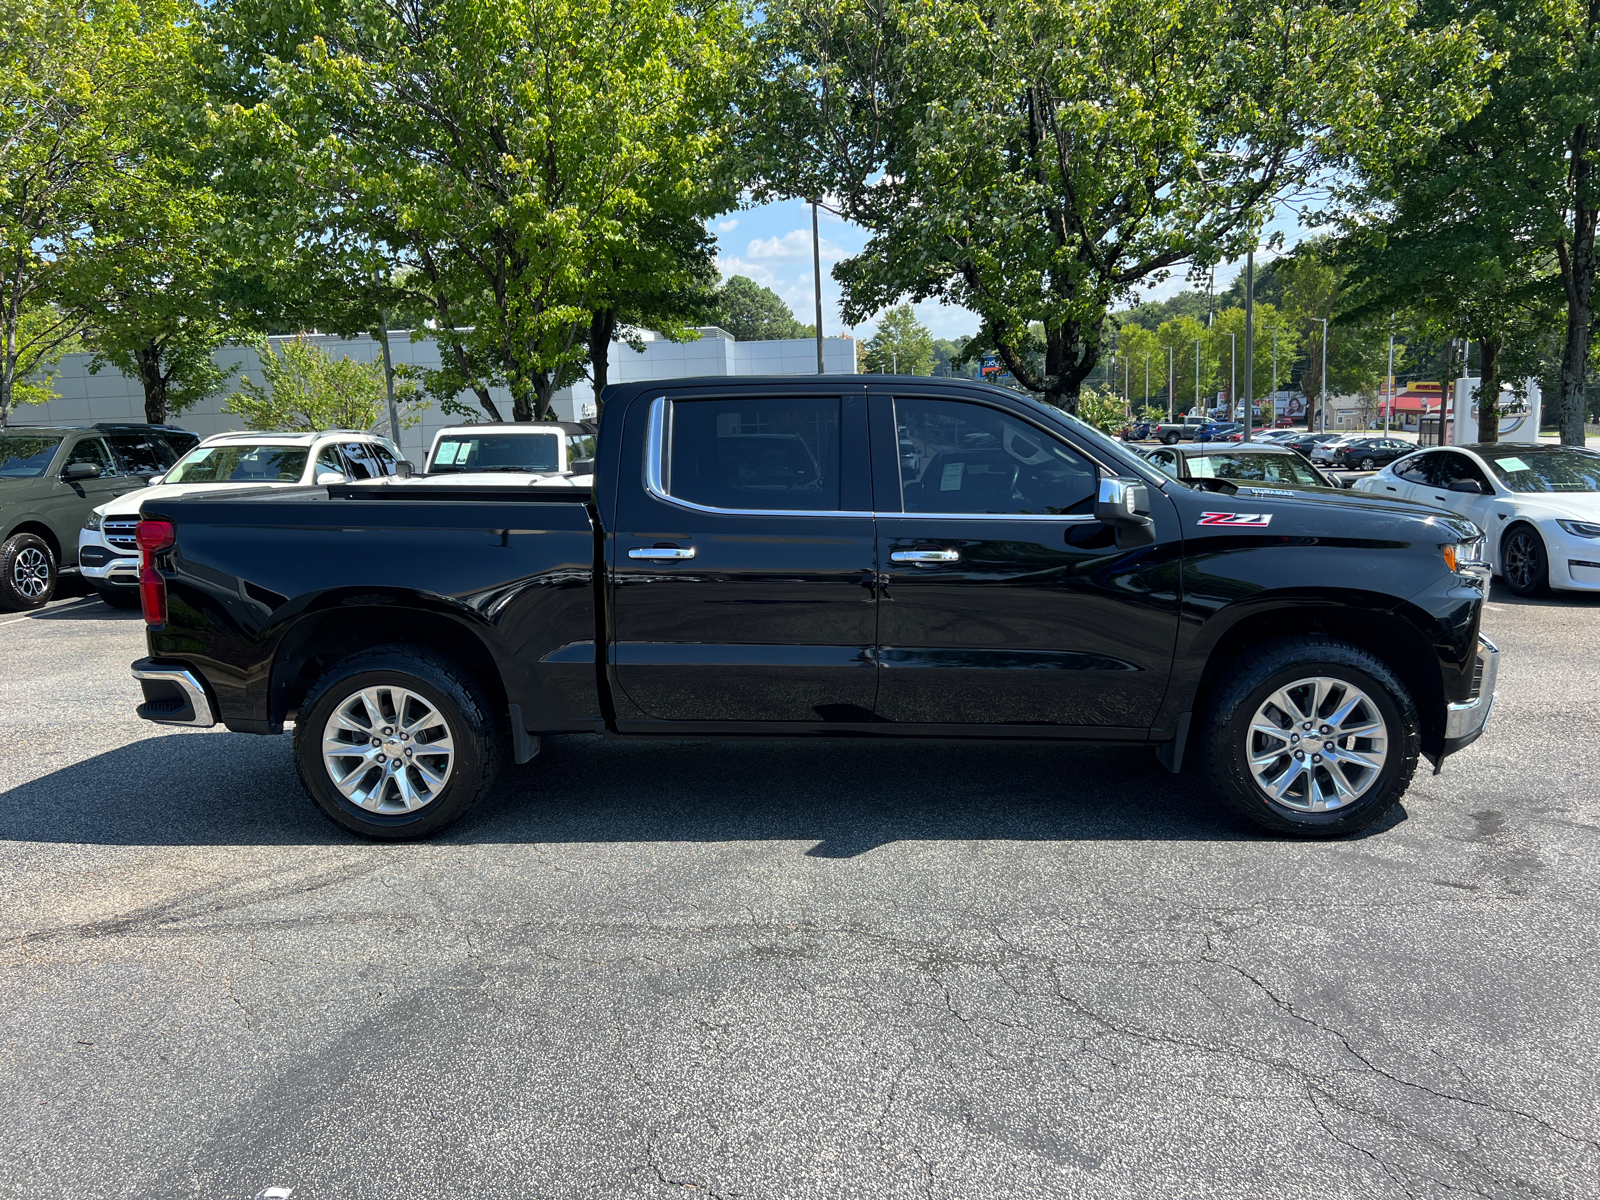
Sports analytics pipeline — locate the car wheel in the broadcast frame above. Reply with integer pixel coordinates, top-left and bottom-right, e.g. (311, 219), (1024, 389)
(0, 533), (56, 612)
(1163, 433), (1179, 445)
(1499, 524), (1549, 597)
(93, 584), (141, 609)
(1358, 456), (1376, 470)
(1201, 635), (1419, 837)
(293, 646), (503, 840)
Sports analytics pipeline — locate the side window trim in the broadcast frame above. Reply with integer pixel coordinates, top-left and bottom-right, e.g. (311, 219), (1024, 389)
(644, 394), (871, 519)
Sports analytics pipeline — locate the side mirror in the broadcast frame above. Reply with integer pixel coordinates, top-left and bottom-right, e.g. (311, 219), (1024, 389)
(1448, 478), (1486, 495)
(64, 462), (101, 480)
(393, 460), (415, 478)
(570, 458), (596, 474)
(1095, 477), (1155, 546)
(315, 469), (346, 485)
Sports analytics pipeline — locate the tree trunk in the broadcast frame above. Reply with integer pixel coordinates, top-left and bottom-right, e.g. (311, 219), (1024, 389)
(1476, 336), (1502, 444)
(1557, 120), (1596, 447)
(509, 377), (536, 422)
(588, 309), (616, 415)
(135, 341), (169, 425)
(532, 371), (556, 422)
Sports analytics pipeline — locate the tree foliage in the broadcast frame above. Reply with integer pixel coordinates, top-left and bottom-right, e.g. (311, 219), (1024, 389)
(710, 274), (811, 340)
(203, 0), (745, 421)
(861, 303), (934, 374)
(747, 0), (1482, 413)
(225, 337), (420, 432)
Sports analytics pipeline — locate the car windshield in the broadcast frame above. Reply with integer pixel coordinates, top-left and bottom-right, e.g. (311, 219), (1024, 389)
(430, 432), (560, 473)
(1186, 453), (1327, 488)
(165, 444), (309, 483)
(0, 433), (64, 478)
(1482, 448), (1600, 493)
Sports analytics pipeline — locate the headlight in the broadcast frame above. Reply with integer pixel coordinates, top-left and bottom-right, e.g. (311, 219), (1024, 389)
(83, 512), (101, 531)
(1557, 519), (1600, 539)
(1442, 536), (1487, 573)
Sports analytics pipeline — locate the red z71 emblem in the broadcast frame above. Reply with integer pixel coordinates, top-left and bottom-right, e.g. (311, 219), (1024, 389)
(1198, 511), (1272, 527)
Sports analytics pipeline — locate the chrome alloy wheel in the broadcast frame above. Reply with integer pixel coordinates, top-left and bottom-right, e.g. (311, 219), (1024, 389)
(1247, 677), (1389, 812)
(321, 685), (455, 813)
(12, 547), (49, 599)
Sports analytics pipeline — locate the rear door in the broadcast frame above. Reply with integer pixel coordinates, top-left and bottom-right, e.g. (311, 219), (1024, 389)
(1385, 451), (1443, 501)
(608, 386), (878, 724)
(869, 390), (1181, 730)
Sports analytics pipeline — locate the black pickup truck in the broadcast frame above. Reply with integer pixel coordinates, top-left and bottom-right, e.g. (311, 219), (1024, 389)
(129, 377), (1498, 840)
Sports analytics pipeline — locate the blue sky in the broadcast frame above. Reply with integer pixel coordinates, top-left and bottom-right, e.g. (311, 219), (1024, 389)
(712, 199), (1312, 342)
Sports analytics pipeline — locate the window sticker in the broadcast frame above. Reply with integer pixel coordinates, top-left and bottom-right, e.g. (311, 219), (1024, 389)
(435, 442), (462, 465)
(1187, 457), (1215, 478)
(940, 461), (965, 491)
(1495, 456), (1529, 473)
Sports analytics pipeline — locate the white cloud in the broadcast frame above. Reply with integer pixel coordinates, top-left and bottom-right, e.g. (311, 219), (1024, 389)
(714, 257), (778, 288)
(745, 229), (843, 262)
(716, 219), (738, 233)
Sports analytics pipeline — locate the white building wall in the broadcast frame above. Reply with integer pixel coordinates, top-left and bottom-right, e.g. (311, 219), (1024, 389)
(18, 329), (861, 466)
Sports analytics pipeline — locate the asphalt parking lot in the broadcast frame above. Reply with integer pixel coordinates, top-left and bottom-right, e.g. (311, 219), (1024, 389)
(3, 585), (1598, 1200)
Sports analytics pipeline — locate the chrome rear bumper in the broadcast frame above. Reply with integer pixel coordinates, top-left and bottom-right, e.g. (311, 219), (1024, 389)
(1441, 634), (1498, 755)
(131, 659), (217, 727)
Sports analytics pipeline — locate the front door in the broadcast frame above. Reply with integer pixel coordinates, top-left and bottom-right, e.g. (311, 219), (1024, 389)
(608, 388), (878, 724)
(40, 436), (134, 563)
(870, 392), (1181, 730)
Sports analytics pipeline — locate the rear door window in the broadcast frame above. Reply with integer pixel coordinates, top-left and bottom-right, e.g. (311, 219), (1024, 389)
(340, 443), (379, 479)
(666, 397), (842, 511)
(1393, 453), (1436, 484)
(108, 434), (174, 475)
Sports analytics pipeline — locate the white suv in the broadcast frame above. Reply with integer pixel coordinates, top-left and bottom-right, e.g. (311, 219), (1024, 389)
(79, 429), (408, 606)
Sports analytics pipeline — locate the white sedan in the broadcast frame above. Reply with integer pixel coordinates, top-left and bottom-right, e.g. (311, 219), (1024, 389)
(1353, 443), (1600, 595)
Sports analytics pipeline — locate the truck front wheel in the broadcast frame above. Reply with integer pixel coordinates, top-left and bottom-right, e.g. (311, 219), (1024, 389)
(294, 646), (503, 840)
(1201, 636), (1419, 837)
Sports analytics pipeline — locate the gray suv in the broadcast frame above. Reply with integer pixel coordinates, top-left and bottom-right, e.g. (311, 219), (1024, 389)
(0, 423), (200, 611)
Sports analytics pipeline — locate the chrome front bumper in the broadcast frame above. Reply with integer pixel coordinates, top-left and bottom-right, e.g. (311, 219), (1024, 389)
(1442, 634), (1498, 753)
(131, 659), (217, 727)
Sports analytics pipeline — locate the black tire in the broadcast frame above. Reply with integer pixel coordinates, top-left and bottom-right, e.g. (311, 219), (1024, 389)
(1200, 636), (1419, 838)
(93, 584), (141, 609)
(1163, 432), (1180, 445)
(0, 533), (56, 611)
(1358, 456), (1376, 470)
(293, 646), (503, 840)
(1499, 523), (1549, 597)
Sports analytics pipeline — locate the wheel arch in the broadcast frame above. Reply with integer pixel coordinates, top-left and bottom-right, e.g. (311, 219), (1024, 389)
(4, 519), (64, 563)
(1191, 599), (1448, 760)
(268, 603), (508, 728)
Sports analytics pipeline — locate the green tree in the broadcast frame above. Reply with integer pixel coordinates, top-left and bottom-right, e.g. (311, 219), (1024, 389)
(0, 0), (181, 427)
(861, 304), (934, 374)
(747, 0), (1480, 413)
(710, 275), (811, 340)
(204, 0), (745, 422)
(225, 338), (420, 432)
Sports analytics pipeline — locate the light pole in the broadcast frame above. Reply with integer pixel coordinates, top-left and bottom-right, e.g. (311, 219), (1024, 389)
(1385, 327), (1394, 435)
(1143, 352), (1150, 414)
(811, 199), (825, 375)
(1319, 318), (1329, 434)
(1124, 356), (1131, 421)
(1243, 248), (1255, 434)
(1226, 332), (1236, 420)
(1167, 345), (1175, 422)
(1193, 338), (1202, 416)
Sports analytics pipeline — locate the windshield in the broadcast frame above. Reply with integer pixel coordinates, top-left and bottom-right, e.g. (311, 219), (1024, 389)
(166, 444), (309, 483)
(430, 432), (561, 474)
(1186, 452), (1327, 488)
(1483, 448), (1600, 493)
(0, 434), (64, 478)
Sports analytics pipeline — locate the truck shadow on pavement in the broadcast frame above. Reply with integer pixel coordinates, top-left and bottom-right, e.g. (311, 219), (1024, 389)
(0, 729), (1407, 853)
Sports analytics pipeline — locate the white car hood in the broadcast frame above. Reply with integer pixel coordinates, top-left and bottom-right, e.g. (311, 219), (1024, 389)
(1503, 490), (1600, 521)
(407, 472), (591, 487)
(95, 479), (301, 518)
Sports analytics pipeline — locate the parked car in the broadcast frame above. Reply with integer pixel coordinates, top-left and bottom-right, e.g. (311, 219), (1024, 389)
(1192, 421), (1243, 444)
(419, 422), (597, 486)
(1276, 432), (1342, 460)
(1312, 436), (1414, 470)
(1154, 414), (1208, 444)
(128, 376), (1496, 843)
(0, 423), (199, 611)
(1354, 443), (1600, 595)
(79, 429), (407, 607)
(1142, 443), (1346, 490)
(1119, 421), (1154, 442)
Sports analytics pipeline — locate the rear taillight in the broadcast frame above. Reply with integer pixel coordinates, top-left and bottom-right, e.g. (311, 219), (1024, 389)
(136, 520), (175, 627)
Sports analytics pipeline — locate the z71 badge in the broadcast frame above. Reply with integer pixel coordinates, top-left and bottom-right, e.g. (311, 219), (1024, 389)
(1198, 511), (1273, 527)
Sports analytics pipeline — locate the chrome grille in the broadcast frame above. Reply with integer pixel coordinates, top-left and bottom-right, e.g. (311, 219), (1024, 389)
(1469, 657), (1485, 701)
(102, 518), (140, 551)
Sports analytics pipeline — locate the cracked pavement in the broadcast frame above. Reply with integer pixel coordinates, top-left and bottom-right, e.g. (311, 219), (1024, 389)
(2, 587), (1598, 1199)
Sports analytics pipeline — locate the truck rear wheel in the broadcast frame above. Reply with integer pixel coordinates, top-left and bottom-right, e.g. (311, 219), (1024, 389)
(1201, 636), (1419, 837)
(294, 646), (502, 840)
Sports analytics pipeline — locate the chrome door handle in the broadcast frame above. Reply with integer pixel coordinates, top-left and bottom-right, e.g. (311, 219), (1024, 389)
(890, 549), (960, 564)
(628, 546), (695, 561)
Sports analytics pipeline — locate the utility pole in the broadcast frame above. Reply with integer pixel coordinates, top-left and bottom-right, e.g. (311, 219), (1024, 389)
(1167, 345), (1174, 422)
(811, 200), (825, 375)
(1385, 327), (1394, 435)
(1243, 249), (1255, 434)
(1144, 352), (1150, 413)
(1124, 356), (1131, 421)
(373, 270), (400, 445)
(1319, 318), (1329, 434)
(1193, 338), (1201, 416)
(1227, 332), (1237, 420)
